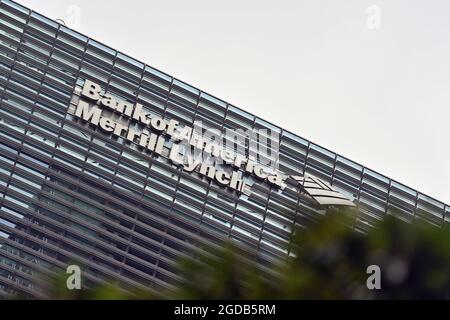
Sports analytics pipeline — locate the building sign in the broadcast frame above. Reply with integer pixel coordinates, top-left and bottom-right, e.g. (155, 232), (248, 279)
(69, 80), (355, 208)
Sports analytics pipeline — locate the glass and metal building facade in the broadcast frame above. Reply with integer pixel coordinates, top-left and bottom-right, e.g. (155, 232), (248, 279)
(0, 0), (448, 299)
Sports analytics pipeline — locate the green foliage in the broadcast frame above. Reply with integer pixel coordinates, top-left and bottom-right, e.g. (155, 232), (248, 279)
(171, 242), (276, 300)
(173, 208), (450, 299)
(28, 207), (450, 299)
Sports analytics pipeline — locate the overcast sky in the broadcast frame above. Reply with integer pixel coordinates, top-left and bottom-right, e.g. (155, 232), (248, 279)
(19, 0), (450, 205)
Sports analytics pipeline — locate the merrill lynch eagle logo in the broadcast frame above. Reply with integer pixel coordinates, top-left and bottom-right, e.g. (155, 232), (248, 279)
(288, 175), (356, 207)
